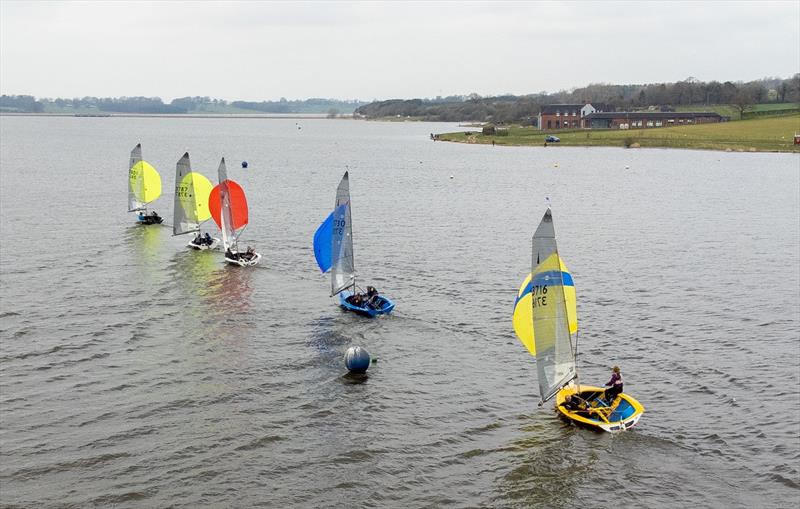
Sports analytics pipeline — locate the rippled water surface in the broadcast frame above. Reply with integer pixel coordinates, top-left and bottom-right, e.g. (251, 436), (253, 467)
(1, 116), (799, 508)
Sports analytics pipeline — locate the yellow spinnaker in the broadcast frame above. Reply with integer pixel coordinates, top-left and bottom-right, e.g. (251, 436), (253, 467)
(512, 256), (578, 357)
(179, 172), (213, 222)
(129, 161), (162, 204)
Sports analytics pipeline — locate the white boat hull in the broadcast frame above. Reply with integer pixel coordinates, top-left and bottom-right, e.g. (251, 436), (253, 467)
(225, 252), (261, 267)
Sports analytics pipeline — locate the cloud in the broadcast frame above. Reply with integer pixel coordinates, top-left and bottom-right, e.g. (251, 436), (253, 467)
(1, 0), (798, 100)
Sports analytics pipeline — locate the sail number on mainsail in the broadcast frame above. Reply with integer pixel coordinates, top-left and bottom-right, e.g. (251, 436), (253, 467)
(531, 284), (548, 307)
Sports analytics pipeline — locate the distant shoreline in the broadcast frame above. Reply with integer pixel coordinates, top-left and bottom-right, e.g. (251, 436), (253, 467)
(0, 112), (355, 120)
(434, 114), (800, 153)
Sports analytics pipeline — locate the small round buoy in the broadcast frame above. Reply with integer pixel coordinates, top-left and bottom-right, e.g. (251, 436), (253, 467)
(554, 163), (559, 168)
(625, 165), (629, 169)
(449, 175), (454, 179)
(241, 161), (248, 169)
(344, 346), (371, 374)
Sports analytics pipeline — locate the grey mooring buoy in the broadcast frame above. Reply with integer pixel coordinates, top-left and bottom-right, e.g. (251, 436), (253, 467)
(344, 346), (371, 374)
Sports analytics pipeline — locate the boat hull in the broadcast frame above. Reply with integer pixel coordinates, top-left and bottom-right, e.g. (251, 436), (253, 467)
(137, 216), (163, 225)
(338, 290), (395, 317)
(187, 238), (220, 251)
(555, 385), (644, 433)
(224, 252), (261, 267)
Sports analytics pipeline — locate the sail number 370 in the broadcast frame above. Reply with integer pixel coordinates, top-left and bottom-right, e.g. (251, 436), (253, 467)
(532, 285), (548, 307)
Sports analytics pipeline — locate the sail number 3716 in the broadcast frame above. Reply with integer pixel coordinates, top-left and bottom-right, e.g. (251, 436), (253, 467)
(532, 285), (548, 307)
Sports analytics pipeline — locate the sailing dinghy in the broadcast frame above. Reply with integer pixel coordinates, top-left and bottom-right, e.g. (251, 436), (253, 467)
(128, 143), (163, 225)
(172, 152), (220, 250)
(313, 171), (394, 317)
(209, 158), (261, 266)
(512, 207), (644, 433)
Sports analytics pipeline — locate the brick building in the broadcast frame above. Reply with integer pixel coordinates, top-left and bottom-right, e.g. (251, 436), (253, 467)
(583, 111), (723, 129)
(537, 103), (599, 130)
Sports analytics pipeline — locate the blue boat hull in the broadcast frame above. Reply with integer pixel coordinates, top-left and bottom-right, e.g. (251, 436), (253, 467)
(338, 291), (395, 317)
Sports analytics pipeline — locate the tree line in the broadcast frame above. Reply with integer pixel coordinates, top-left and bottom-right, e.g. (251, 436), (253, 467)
(355, 75), (800, 123)
(0, 95), (367, 114)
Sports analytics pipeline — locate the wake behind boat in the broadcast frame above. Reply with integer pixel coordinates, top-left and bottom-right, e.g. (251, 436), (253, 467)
(512, 207), (644, 433)
(172, 152), (220, 250)
(313, 171), (394, 316)
(210, 158), (261, 267)
(128, 143), (163, 225)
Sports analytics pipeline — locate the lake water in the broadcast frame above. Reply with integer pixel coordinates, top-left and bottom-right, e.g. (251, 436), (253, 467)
(1, 116), (798, 508)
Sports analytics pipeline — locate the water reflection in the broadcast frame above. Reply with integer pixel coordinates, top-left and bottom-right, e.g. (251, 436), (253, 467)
(125, 224), (165, 264)
(205, 264), (255, 315)
(340, 372), (369, 385)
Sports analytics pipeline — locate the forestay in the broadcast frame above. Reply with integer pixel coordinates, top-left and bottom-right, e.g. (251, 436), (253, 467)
(331, 172), (355, 296)
(531, 208), (576, 403)
(172, 152), (213, 236)
(128, 143), (161, 211)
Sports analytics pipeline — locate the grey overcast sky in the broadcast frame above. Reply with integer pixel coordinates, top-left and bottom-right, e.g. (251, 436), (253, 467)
(1, 0), (798, 101)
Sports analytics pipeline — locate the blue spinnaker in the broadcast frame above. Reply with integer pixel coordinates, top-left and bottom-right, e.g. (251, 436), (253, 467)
(313, 212), (334, 273)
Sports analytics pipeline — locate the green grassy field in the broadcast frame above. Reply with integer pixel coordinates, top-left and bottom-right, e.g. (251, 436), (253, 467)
(437, 114), (800, 152)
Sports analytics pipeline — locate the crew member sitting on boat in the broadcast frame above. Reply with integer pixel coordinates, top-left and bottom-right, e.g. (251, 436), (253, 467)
(603, 366), (624, 403)
(204, 233), (212, 245)
(365, 286), (379, 308)
(192, 232), (203, 245)
(560, 394), (592, 418)
(346, 293), (365, 307)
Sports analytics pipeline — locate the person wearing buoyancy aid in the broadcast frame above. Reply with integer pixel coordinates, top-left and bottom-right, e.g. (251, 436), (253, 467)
(603, 366), (624, 402)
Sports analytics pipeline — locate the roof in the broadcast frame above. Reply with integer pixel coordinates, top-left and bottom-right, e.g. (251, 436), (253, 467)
(540, 104), (586, 114)
(585, 111), (722, 119)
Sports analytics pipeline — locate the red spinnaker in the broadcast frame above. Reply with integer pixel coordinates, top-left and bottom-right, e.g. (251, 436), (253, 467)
(209, 180), (249, 230)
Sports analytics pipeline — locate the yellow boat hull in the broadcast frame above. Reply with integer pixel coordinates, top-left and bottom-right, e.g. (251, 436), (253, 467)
(555, 385), (644, 433)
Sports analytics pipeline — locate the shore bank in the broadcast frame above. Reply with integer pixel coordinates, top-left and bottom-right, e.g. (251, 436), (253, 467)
(435, 114), (800, 153)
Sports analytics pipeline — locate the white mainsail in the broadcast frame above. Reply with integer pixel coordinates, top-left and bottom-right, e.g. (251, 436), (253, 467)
(331, 171), (355, 295)
(217, 158), (236, 251)
(128, 144), (145, 211)
(531, 208), (576, 403)
(173, 153), (196, 236)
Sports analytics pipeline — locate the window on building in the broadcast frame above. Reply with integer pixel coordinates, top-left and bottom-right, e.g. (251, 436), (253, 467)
(556, 111), (560, 116)
(547, 120), (552, 129)
(655, 121), (662, 127)
(687, 119), (693, 124)
(646, 121), (654, 127)
(572, 111), (577, 116)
